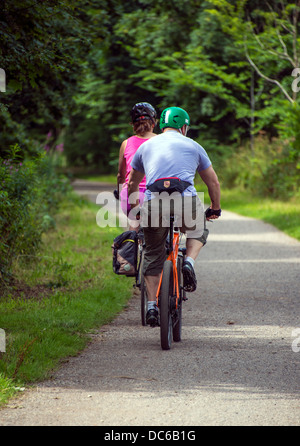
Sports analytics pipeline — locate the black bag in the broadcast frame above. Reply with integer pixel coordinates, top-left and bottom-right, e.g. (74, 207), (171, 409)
(112, 230), (138, 276)
(147, 177), (191, 195)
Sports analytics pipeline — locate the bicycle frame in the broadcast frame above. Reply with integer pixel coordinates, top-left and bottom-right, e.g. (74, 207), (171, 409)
(156, 216), (181, 309)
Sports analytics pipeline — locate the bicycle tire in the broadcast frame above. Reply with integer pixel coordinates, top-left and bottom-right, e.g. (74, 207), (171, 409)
(173, 254), (183, 342)
(137, 247), (147, 326)
(136, 240), (143, 288)
(160, 260), (173, 350)
(140, 275), (148, 326)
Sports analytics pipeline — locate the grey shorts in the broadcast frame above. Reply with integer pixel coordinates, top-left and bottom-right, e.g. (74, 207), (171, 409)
(141, 194), (206, 276)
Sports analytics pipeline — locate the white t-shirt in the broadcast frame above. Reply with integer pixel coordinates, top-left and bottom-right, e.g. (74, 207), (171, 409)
(131, 130), (211, 200)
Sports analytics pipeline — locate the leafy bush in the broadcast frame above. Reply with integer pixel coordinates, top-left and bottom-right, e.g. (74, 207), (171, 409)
(220, 134), (300, 199)
(0, 144), (70, 286)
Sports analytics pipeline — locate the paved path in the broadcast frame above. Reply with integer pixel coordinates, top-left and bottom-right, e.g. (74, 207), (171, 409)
(1, 181), (299, 426)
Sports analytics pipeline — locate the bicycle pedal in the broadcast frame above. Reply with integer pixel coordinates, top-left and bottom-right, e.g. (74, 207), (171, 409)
(150, 322), (159, 328)
(179, 247), (186, 255)
(170, 296), (177, 311)
(153, 315), (160, 327)
(172, 313), (179, 327)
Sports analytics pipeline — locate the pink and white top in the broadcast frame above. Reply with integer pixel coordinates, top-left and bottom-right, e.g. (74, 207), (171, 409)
(123, 135), (148, 188)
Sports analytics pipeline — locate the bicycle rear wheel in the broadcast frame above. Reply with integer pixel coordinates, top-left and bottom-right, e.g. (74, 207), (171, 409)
(160, 260), (173, 350)
(136, 238), (144, 288)
(173, 254), (183, 342)
(135, 238), (148, 326)
(140, 275), (148, 326)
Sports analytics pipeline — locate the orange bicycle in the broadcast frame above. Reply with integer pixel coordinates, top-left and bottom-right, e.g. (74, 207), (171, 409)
(156, 215), (187, 350)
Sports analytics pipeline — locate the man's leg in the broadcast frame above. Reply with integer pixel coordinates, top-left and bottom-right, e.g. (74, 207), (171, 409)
(144, 274), (160, 303)
(142, 221), (168, 326)
(144, 274), (160, 326)
(181, 195), (209, 292)
(182, 228), (209, 292)
(186, 238), (203, 260)
(182, 238), (203, 293)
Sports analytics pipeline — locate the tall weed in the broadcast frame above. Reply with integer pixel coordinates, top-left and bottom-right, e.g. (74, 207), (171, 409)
(0, 144), (70, 287)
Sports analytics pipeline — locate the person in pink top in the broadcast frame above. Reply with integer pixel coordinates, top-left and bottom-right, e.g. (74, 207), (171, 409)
(117, 102), (157, 225)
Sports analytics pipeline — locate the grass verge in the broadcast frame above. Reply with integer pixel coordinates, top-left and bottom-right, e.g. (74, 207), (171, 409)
(220, 188), (300, 241)
(0, 193), (133, 407)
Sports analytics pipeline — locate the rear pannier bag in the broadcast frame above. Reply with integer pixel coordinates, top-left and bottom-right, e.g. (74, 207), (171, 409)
(112, 230), (138, 276)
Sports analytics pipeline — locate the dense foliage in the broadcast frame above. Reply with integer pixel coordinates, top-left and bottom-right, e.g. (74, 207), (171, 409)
(0, 0), (90, 285)
(0, 144), (70, 285)
(1, 0), (300, 194)
(63, 0), (300, 197)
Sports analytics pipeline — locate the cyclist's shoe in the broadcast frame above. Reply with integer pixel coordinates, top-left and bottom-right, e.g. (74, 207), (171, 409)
(182, 260), (197, 292)
(146, 308), (159, 327)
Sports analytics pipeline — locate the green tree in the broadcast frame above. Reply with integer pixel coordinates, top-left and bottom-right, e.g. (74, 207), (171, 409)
(63, 0), (160, 170)
(206, 0), (300, 195)
(0, 0), (94, 154)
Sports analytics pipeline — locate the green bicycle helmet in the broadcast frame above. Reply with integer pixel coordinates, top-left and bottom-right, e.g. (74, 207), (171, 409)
(159, 106), (190, 130)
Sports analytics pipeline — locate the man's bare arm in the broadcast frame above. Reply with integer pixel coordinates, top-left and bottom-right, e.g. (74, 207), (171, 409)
(199, 165), (221, 215)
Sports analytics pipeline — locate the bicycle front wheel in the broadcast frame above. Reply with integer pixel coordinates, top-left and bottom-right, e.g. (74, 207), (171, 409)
(160, 260), (173, 350)
(173, 254), (183, 342)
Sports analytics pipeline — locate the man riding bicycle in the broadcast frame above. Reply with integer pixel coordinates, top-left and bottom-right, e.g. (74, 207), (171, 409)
(128, 106), (221, 326)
